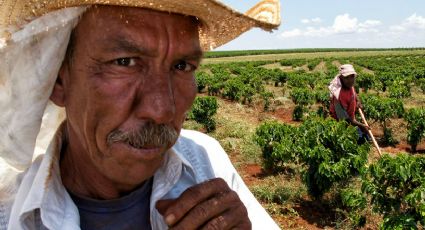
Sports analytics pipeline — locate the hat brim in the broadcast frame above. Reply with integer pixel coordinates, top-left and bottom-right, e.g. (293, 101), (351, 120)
(0, 0), (281, 50)
(340, 72), (357, 77)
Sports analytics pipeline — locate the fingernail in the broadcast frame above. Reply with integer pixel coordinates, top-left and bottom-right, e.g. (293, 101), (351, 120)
(165, 214), (175, 225)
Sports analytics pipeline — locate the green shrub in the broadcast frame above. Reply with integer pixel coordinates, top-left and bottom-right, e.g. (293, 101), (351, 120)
(405, 108), (425, 152)
(356, 72), (377, 93)
(290, 88), (315, 121)
(254, 121), (299, 169)
(389, 80), (411, 99)
(188, 96), (218, 132)
(287, 73), (315, 89)
(240, 85), (256, 105)
(362, 154), (425, 229)
(222, 78), (243, 101)
(315, 90), (331, 118)
(261, 91), (274, 111)
(195, 71), (211, 93)
(292, 105), (304, 121)
(271, 69), (288, 86)
(418, 78), (425, 93)
(307, 59), (322, 71)
(298, 118), (370, 199)
(360, 94), (404, 146)
(340, 188), (367, 228)
(383, 128), (399, 146)
(255, 118), (370, 200)
(290, 88), (315, 106)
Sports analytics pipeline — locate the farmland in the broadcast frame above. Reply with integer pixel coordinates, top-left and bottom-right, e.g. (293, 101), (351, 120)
(184, 49), (425, 229)
(202, 49), (425, 64)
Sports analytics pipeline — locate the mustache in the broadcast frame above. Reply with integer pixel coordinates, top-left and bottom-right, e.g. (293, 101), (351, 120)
(106, 123), (178, 149)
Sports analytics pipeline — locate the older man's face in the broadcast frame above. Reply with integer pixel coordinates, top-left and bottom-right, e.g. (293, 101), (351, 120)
(52, 6), (201, 192)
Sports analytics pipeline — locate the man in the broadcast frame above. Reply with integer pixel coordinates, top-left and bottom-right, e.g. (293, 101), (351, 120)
(329, 64), (369, 142)
(0, 1), (280, 229)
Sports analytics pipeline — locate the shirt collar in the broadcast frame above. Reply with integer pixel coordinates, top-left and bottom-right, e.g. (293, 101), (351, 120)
(17, 123), (71, 229)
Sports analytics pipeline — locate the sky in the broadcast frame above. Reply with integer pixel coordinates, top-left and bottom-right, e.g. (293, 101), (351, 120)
(218, 0), (425, 50)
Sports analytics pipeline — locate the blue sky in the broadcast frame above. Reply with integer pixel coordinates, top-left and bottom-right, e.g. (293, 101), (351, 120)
(218, 0), (425, 50)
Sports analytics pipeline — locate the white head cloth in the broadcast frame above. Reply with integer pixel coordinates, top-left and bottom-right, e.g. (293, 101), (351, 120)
(328, 64), (357, 99)
(0, 7), (86, 177)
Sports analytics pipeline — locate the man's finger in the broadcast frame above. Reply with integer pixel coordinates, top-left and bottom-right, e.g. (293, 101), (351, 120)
(200, 205), (251, 230)
(161, 178), (231, 226)
(156, 199), (176, 215)
(170, 190), (240, 230)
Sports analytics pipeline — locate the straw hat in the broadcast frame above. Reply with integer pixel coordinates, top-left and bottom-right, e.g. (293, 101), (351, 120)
(339, 64), (357, 77)
(0, 0), (281, 50)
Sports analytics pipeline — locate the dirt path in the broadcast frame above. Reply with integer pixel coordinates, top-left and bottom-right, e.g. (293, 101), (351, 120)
(261, 62), (293, 71)
(361, 67), (374, 74)
(313, 61), (327, 72)
(332, 60), (341, 67)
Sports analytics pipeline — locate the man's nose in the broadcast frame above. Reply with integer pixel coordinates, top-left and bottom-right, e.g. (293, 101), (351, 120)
(133, 72), (175, 124)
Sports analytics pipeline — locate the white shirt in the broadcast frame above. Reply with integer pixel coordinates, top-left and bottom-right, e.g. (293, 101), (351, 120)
(1, 127), (280, 230)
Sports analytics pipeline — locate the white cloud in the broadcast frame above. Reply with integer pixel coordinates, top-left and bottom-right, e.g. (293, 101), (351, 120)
(405, 13), (425, 29)
(301, 17), (322, 24)
(281, 14), (381, 39)
(333, 14), (358, 33)
(390, 13), (425, 32)
(360, 20), (382, 28)
(311, 17), (322, 24)
(301, 19), (310, 24)
(276, 13), (425, 49)
(390, 25), (405, 32)
(304, 27), (333, 37)
(281, 29), (303, 38)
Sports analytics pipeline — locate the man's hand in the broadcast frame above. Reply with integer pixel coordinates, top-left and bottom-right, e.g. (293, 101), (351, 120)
(360, 124), (371, 134)
(155, 178), (251, 230)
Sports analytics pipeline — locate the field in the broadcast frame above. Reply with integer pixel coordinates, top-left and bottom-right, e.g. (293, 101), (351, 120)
(202, 50), (425, 64)
(184, 49), (425, 229)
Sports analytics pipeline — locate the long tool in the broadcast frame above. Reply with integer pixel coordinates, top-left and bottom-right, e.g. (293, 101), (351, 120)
(358, 108), (382, 157)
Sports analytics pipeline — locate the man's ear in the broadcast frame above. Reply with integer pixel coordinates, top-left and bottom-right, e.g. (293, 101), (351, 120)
(50, 64), (68, 107)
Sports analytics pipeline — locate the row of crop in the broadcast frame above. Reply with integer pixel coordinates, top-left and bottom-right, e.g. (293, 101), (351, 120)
(186, 95), (425, 152)
(288, 88), (425, 150)
(200, 55), (425, 116)
(254, 118), (425, 229)
(197, 56), (425, 147)
(197, 61), (339, 113)
(195, 65), (283, 110)
(349, 55), (425, 96)
(203, 54), (425, 92)
(255, 118), (369, 198)
(340, 58), (424, 99)
(204, 48), (425, 58)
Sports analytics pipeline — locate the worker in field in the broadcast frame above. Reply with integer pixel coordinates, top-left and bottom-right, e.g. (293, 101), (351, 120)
(0, 0), (281, 229)
(329, 64), (370, 143)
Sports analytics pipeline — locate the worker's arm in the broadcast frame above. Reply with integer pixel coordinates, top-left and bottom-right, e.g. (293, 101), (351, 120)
(346, 117), (370, 132)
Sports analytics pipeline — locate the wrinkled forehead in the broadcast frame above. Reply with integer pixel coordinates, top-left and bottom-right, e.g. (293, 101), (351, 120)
(82, 5), (200, 25)
(73, 5), (202, 47)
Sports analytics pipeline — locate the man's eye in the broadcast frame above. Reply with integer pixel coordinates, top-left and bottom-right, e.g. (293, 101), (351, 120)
(113, 58), (136, 67)
(174, 61), (196, 72)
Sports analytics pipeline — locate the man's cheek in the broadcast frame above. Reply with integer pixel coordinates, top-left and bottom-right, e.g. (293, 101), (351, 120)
(90, 75), (139, 98)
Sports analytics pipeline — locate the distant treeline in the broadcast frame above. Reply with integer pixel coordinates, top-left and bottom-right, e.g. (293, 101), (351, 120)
(204, 48), (425, 58)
